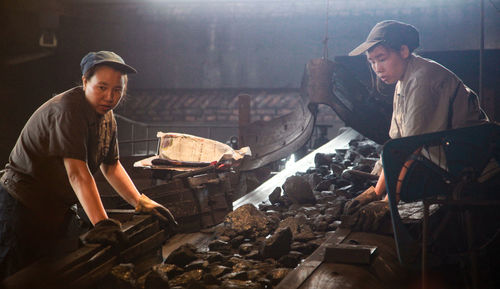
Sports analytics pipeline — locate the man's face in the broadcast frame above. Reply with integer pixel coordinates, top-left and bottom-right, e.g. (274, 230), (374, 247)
(83, 66), (125, 115)
(366, 45), (409, 84)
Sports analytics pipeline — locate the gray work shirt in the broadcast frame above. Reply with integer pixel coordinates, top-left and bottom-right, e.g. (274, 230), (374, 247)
(1, 87), (119, 226)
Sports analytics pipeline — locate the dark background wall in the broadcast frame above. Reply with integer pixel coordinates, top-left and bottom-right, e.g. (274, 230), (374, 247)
(1, 0), (499, 165)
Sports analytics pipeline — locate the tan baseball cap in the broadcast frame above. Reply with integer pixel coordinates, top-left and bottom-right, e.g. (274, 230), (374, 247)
(349, 20), (419, 56)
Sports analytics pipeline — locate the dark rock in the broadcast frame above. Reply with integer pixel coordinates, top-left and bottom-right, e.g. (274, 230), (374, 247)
(356, 141), (379, 157)
(266, 268), (291, 285)
(186, 260), (209, 271)
(209, 265), (232, 278)
(306, 239), (322, 251)
(208, 239), (232, 254)
(169, 269), (204, 287)
(268, 187), (281, 205)
(256, 277), (272, 288)
(153, 263), (184, 279)
(278, 251), (303, 268)
(314, 179), (335, 192)
(300, 206), (320, 217)
(278, 215), (306, 238)
(301, 242), (320, 255)
(317, 165), (331, 176)
(231, 257), (252, 272)
(206, 251), (225, 263)
(331, 163), (345, 176)
(265, 213), (281, 230)
(144, 270), (170, 289)
(322, 213), (335, 224)
(224, 204), (271, 238)
(219, 236), (231, 242)
(108, 263), (136, 289)
(261, 227), (292, 259)
(282, 175), (316, 205)
(325, 199), (345, 219)
(246, 250), (262, 260)
(314, 153), (335, 167)
(328, 220), (341, 231)
(203, 273), (221, 285)
(246, 269), (261, 281)
(222, 271), (248, 281)
(290, 241), (308, 253)
(186, 280), (207, 289)
(165, 243), (198, 267)
(220, 280), (263, 289)
(238, 243), (254, 255)
(312, 219), (328, 232)
(230, 235), (245, 249)
(294, 230), (316, 242)
(304, 173), (323, 189)
(257, 203), (274, 211)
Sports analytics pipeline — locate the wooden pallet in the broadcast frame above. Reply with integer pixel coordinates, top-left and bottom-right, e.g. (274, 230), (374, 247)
(102, 171), (236, 232)
(2, 212), (166, 289)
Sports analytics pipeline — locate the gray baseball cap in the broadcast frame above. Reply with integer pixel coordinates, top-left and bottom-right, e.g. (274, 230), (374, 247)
(349, 20), (419, 56)
(80, 51), (137, 75)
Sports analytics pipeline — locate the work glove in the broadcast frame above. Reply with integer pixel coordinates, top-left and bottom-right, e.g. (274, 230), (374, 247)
(341, 200), (392, 233)
(135, 194), (179, 227)
(343, 186), (381, 215)
(83, 218), (128, 247)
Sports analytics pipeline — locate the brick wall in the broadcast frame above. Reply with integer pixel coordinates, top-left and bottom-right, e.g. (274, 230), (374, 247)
(117, 88), (340, 125)
(114, 88), (344, 147)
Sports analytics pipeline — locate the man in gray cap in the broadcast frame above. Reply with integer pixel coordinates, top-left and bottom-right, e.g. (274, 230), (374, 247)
(343, 20), (488, 228)
(0, 51), (177, 281)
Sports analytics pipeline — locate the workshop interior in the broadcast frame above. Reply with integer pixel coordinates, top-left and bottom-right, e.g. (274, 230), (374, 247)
(1, 1), (500, 288)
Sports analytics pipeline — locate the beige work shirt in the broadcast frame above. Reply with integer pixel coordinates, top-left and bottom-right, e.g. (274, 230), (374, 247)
(389, 55), (486, 139)
(388, 54), (487, 170)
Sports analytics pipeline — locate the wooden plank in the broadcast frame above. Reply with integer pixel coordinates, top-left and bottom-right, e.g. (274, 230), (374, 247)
(71, 256), (118, 289)
(275, 228), (351, 289)
(60, 246), (114, 284)
(324, 244), (377, 265)
(299, 263), (386, 289)
(121, 230), (166, 263)
(2, 214), (162, 289)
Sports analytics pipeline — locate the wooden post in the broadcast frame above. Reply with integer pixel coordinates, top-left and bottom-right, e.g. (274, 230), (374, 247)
(238, 94), (251, 148)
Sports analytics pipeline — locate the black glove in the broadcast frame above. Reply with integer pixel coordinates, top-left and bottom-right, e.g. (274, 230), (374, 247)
(83, 218), (128, 247)
(135, 194), (178, 227)
(344, 186), (380, 215)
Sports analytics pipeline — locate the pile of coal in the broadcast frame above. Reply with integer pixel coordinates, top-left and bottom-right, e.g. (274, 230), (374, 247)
(101, 138), (382, 289)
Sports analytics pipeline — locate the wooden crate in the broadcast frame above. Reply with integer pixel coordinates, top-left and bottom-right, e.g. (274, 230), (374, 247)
(102, 171), (236, 232)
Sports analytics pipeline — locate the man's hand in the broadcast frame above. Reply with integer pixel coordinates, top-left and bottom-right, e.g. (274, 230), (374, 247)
(344, 186), (381, 215)
(341, 200), (392, 233)
(83, 218), (128, 247)
(135, 194), (178, 227)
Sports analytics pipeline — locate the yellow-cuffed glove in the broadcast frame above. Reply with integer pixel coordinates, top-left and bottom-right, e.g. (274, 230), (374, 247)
(343, 186), (381, 215)
(135, 194), (178, 227)
(83, 218), (128, 247)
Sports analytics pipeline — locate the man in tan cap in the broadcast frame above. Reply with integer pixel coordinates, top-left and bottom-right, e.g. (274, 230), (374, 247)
(344, 20), (488, 227)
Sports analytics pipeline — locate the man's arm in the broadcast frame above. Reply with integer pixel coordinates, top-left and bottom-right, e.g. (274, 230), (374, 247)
(100, 160), (141, 208)
(64, 158), (108, 225)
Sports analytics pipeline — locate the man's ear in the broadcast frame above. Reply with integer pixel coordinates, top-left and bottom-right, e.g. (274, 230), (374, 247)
(400, 45), (410, 59)
(82, 76), (87, 90)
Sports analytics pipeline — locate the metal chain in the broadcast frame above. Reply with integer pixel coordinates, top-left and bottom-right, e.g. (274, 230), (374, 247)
(323, 0), (330, 59)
